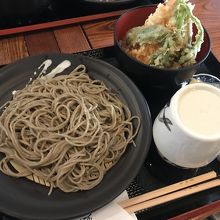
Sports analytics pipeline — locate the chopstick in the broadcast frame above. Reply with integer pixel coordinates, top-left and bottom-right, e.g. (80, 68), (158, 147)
(119, 171), (219, 213)
(125, 179), (220, 213)
(119, 171), (216, 209)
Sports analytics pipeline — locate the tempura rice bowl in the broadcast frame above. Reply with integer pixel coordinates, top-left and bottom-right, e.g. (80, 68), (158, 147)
(114, 5), (211, 88)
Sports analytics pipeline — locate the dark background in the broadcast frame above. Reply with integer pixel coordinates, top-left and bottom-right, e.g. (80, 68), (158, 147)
(0, 0), (162, 30)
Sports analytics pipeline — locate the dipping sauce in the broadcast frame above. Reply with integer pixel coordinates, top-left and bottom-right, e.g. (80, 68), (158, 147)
(178, 84), (220, 136)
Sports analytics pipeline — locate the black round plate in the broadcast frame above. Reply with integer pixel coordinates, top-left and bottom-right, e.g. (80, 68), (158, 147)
(0, 54), (152, 220)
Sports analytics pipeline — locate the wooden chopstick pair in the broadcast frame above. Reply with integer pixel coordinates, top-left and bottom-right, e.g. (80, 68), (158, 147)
(119, 171), (220, 214)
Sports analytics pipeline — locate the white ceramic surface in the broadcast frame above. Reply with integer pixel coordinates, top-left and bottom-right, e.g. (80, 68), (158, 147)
(153, 83), (220, 168)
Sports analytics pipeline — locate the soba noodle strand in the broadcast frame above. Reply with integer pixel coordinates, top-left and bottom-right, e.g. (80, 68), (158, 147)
(0, 64), (140, 194)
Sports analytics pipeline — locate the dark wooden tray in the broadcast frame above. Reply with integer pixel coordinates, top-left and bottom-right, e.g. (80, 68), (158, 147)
(0, 46), (220, 220)
(75, 46), (220, 220)
(0, 0), (156, 36)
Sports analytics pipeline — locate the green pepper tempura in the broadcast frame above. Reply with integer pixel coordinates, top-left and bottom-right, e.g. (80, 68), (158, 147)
(125, 0), (204, 68)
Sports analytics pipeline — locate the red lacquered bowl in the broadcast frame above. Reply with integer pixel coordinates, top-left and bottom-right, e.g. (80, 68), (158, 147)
(114, 5), (211, 88)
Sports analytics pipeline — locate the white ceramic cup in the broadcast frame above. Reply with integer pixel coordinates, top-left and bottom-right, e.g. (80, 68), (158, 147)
(153, 83), (220, 169)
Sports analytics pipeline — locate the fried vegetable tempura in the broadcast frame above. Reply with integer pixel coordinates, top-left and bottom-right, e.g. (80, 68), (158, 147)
(125, 0), (204, 68)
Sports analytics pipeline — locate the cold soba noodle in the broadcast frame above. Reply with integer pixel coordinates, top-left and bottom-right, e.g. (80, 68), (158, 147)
(0, 64), (140, 194)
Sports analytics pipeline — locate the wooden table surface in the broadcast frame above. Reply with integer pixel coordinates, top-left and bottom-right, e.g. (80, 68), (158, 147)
(0, 0), (219, 67)
(0, 1), (219, 219)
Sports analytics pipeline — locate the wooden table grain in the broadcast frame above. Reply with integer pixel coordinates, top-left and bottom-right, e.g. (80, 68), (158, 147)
(0, 0), (219, 66)
(191, 0), (220, 62)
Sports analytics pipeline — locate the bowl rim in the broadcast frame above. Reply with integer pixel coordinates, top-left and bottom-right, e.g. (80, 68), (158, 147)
(114, 4), (211, 72)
